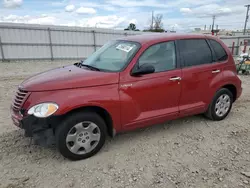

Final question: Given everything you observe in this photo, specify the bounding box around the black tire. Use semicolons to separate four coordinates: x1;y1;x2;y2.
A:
55;112;107;160
205;88;233;121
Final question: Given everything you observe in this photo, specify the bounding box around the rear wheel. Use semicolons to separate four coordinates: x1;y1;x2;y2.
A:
56;112;107;160
205;88;233;121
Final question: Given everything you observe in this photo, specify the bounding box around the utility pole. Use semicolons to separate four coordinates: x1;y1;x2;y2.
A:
211;15;216;35
243;5;250;35
151;11;154;30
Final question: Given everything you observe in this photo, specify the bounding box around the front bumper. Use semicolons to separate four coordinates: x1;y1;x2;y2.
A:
10;107;23;127
10;106;62;146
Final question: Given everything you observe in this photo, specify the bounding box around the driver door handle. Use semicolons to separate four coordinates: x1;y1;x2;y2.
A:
169;76;182;81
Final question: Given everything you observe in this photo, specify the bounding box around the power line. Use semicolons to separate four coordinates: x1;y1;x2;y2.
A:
243;4;250;35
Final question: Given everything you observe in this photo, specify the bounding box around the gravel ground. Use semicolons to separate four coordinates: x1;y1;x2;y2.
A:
0;60;250;188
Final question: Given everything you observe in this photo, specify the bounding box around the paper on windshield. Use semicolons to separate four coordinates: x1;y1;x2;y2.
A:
116;44;134;53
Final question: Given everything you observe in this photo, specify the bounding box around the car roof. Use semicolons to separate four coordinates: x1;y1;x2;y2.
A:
120;33;217;45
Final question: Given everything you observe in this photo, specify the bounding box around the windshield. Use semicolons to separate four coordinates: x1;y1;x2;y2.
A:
82;40;140;72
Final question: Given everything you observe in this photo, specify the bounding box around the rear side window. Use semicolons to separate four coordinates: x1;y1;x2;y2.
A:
209;39;228;61
178;39;213;67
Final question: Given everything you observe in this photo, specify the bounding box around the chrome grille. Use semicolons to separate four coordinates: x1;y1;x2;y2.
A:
12;89;28;111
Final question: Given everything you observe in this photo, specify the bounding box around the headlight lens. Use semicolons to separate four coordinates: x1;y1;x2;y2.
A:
28;103;59;118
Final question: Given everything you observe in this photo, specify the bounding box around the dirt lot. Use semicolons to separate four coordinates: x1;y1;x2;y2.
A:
0;60;250;188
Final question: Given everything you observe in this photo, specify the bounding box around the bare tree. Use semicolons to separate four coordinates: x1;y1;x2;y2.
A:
144;13;164;32
154;14;164;31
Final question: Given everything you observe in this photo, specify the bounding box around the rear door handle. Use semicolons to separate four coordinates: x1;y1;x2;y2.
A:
212;70;220;73
169;76;181;81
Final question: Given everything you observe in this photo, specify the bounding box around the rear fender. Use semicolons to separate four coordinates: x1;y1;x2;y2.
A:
207;70;239;106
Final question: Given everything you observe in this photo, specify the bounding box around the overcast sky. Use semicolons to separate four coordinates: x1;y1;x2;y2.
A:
0;0;249;31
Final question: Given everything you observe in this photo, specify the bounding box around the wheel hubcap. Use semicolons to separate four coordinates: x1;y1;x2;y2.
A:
215;94;231;117
66;121;101;155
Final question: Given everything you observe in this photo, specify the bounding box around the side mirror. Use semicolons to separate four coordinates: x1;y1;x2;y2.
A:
131;64;155;76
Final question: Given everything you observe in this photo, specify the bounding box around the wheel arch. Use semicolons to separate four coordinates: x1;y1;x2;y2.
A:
64;106;114;137
221;84;237;102
206;83;237;111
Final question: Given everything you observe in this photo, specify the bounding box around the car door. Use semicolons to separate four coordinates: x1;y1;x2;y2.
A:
177;38;224;116
119;41;182;130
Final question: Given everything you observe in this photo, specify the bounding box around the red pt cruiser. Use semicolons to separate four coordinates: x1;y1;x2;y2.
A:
11;34;242;160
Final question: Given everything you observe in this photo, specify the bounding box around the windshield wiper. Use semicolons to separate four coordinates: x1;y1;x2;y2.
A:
74;62;81;67
74;61;100;71
80;64;100;71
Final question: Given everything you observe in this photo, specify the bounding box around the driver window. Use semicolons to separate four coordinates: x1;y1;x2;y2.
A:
138;41;176;72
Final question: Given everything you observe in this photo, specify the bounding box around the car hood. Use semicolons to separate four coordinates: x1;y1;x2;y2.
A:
20;65;119;91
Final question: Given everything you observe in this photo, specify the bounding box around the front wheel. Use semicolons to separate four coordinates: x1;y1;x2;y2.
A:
55;112;107;160
205;88;233;121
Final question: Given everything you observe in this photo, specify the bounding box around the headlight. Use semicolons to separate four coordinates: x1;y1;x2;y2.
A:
28;103;59;118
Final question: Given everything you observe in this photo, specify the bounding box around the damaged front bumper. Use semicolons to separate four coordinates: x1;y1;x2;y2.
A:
11;107;62;146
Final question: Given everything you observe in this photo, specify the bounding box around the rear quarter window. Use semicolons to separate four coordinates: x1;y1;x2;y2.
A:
209;39;228;61
178;39;213;67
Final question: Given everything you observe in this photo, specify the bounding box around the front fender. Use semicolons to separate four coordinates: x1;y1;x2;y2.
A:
23;84;121;131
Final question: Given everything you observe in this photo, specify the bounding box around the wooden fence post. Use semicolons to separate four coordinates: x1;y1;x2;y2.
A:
48;28;54;60
0;36;5;61
92;30;96;51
